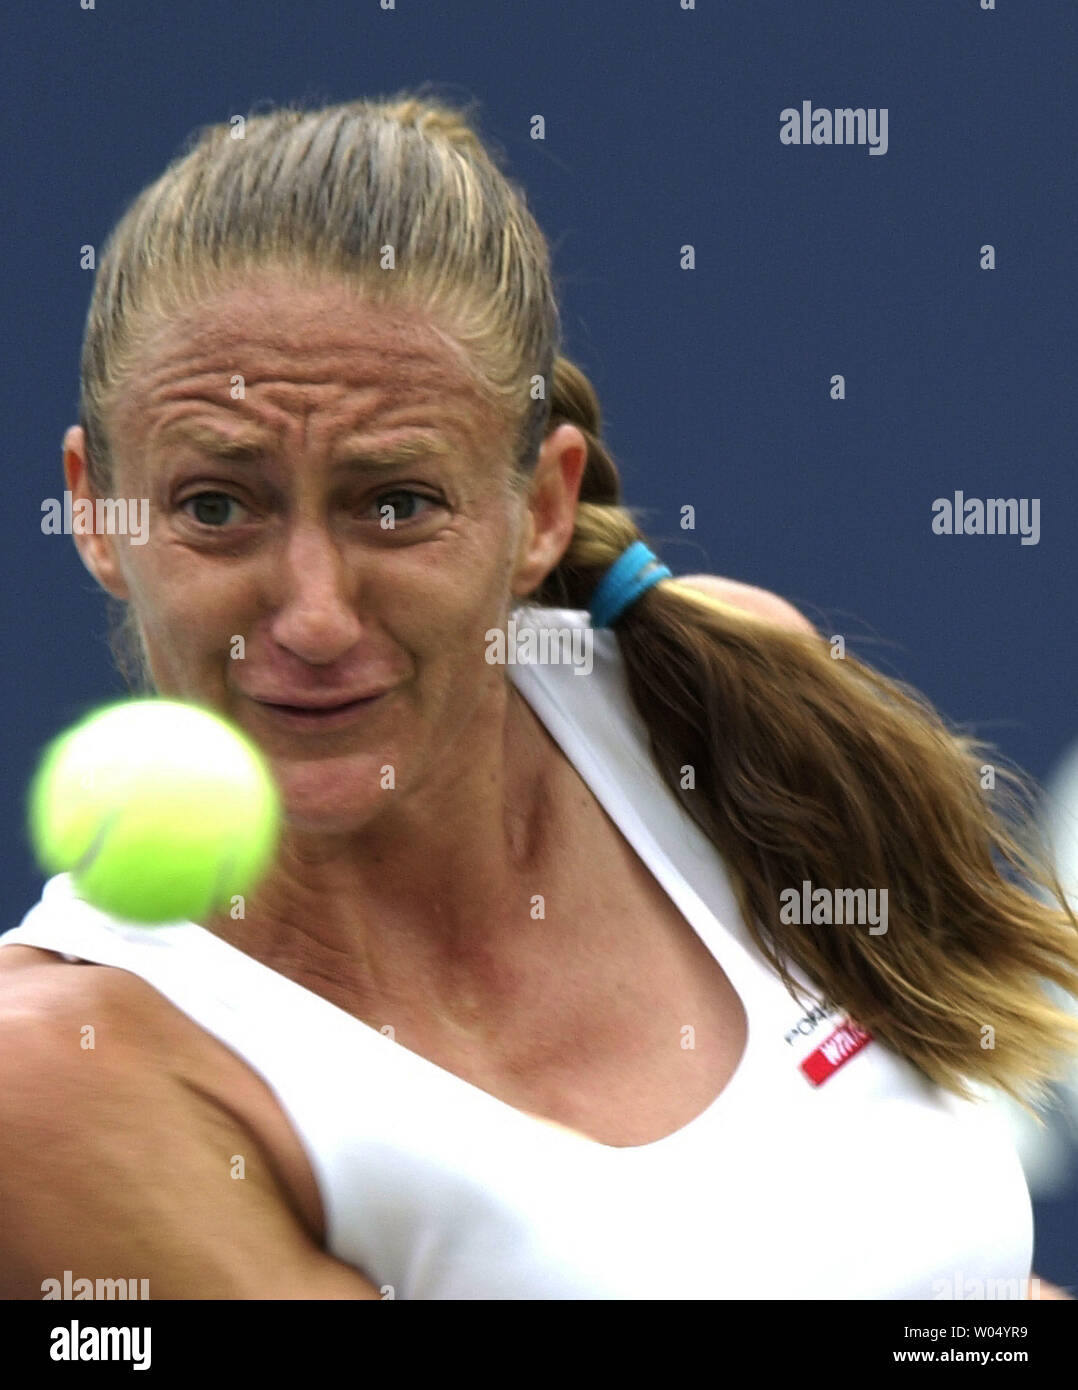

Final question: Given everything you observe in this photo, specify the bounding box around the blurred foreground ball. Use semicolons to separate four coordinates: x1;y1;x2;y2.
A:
27;698;281;924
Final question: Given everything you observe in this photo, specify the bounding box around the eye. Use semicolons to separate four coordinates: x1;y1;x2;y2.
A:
371;489;440;524
180;492;248;527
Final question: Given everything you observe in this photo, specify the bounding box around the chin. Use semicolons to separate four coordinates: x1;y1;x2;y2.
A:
269;753;392;831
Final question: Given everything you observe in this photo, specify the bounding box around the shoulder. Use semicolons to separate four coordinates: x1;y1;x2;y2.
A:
0;948;177;1210
676;574;816;635
0;943;177;1069
0;949;360;1297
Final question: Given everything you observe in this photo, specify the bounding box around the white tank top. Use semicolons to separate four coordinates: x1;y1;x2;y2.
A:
2;606;1033;1299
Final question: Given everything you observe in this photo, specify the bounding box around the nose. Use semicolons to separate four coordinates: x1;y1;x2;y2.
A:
268;521;365;664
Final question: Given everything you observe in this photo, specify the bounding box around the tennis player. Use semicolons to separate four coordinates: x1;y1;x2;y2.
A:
2;94;1075;1300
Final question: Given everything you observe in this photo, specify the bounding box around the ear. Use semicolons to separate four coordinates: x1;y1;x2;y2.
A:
62;425;131;600
509;423;588;599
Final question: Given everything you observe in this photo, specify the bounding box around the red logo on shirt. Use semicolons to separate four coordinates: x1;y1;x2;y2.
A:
799;1019;872;1085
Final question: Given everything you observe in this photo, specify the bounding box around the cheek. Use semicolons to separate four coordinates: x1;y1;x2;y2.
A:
373;521;516;627
126;552;247;656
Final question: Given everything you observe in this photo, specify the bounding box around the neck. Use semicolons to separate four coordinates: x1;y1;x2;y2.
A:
204;681;568;1031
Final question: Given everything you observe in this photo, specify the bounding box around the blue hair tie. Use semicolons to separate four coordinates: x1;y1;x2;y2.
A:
589;541;672;628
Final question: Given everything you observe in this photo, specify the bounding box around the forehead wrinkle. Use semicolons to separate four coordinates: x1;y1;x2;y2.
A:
137;348;476;398
112;289;513;476
131;355;487;441
125;276;486;396
127;359;488;450
149;417;460;465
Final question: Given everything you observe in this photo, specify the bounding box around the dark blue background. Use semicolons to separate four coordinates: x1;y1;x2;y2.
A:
3;0;1076;1290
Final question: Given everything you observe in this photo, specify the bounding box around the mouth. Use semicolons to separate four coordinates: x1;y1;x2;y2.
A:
249;693;388;730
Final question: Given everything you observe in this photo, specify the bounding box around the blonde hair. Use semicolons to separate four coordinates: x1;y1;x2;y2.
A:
78;91;1078;1115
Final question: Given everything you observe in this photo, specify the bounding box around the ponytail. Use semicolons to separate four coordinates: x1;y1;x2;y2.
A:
536;355;1078;1116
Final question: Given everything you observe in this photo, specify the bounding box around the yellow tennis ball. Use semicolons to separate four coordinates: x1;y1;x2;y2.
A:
27;698;282;924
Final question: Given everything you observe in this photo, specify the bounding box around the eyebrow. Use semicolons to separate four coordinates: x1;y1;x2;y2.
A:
156;423;453;471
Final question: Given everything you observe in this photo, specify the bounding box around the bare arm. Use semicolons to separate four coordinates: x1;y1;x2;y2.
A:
1029;1276;1073;1299
0;983;382;1300
677;573;818;635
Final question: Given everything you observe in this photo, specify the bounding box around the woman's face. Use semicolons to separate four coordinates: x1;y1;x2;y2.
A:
78;269;577;832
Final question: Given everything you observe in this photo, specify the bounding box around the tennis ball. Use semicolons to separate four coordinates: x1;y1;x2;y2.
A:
27;698;282;924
